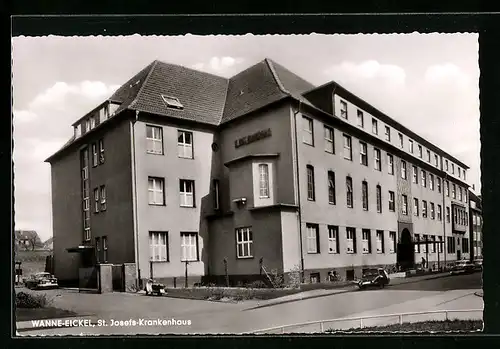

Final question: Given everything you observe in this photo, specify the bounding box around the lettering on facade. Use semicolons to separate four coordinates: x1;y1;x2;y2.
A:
234;128;272;148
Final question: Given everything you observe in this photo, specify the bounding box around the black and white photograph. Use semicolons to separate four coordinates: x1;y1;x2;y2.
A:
12;32;483;335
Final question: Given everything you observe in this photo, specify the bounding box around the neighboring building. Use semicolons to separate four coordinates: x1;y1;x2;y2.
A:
469;188;482;260
15;230;42;251
43;237;54;251
46;58;470;287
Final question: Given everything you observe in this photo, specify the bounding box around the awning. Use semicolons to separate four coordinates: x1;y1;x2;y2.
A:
66;245;94;253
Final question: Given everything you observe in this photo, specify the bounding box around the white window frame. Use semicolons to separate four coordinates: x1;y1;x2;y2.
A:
258;164;270;198
437;178;441;193
357;110;364;127
148;177;165;206
178;130;194;159
92;143;98;167
409;139;414;153
328;171;336;205
340;100;348;119
431;202;435;219
430;174;435;190
100;185;107;211
414;234;420;253
398;133;404;148
423;201;428;218
324;125;334;153
412;165;418;184
421;170;427;187
414;198;419;216
360;141;368;166
362;181;369;211
346;228;355;254
374;148;381;171
438;204;442;220
102;236;108;262
303;116;314;145
385;126;391;141
372;118;378;135
307;165;315;201
376;185;382;213
180;179;195;207
99;104;109;123
75;124;82;138
346;177;353;208
306;224;319;254
387;154;394;175
362;229;371;254
328;226;339;254
99;139;105;164
418;145;423;158
149;231;168;262
343;134;352;160
402;195;408;215
401;160;407;179
389;232;396;253
376;231;384;253
90;115;96;130
427;150;431;162
435;154;439;167
94;188;99;213
146;125;163;155
236;227;253;259
438;236;443;253
180;232;198;262
389;191;395;211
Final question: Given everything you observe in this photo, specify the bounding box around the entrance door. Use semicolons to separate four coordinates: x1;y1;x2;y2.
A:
397;228;414;271
457;250;462;261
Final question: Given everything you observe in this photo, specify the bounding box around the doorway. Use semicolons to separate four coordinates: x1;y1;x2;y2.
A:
397;228;414;271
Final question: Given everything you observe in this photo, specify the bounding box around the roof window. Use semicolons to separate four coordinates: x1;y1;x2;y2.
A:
161;95;184;110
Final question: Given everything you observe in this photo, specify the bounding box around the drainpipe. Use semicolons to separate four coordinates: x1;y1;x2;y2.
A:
292;100;305;282
442;172;447;269
131;110;141;287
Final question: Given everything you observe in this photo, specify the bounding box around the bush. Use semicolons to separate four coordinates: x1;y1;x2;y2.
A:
286;265;302;289
16;291;52;309
246;280;268;289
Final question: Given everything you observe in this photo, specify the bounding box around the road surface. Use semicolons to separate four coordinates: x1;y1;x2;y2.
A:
17;272;482;335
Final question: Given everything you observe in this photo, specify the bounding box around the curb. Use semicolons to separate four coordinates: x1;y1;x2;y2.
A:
245;272;456;311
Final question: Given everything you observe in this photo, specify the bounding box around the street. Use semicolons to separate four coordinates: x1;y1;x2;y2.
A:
17;272;482;335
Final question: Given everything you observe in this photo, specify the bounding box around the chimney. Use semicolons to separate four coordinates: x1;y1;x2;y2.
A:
472;184;475;191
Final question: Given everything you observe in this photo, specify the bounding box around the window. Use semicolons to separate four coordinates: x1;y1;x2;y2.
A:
422;200;428;218
303;116;314;145
387;154;394;175
306;165;315;201
92;143;98;167
463;169;466;180
236;227;253;258
414;198;419;216
438;236;443;253
346;177;353;208
328;171;336;205
376;231;385;253
258;164;270;198
402;195;408;215
94;188;99;213
389;191;395;211
462;238;469;253
452;184;456;199
372;118;378;135
161;95;184;109
437;178;441;193
464;190;467;202
362;229;371;254
328;226;339;254
362;181;369;211
357;110;364;127
414;234;420;253
346;227;356;253
178;130;194;158
422;235;427;253
98;139;105;164
324;125;334;153
180;179;195;207
95;237;101;263
418;145;423;158
360;141;368;166
421;170;427;187
340;100;348;119
446;206;451;222
445;160;449;171
213;180;220;210
102;236;108;262
146;125;163;155
148;177;165;205
376;185;382;213
99;104;109;123
459;187;463;201
430;174;435;191
389;232;396;253
149;232;169;262
431;236;436;253
306;224;319;254
412;165;418;184
458;167;461;178
385;126;391;141
446;180;450;196
452;163;455;174
85;119;91;133
90;115;96;130
409;139;414;153
447;236;455;254
438;204;442;221
434;154;439;167
427;150;431;162
100;185;106;211
374;148;381;171
430;202;435;219
75;124;82;138
399;133;404;148
401;160;407;179
180;232;199;261
343;134;352;160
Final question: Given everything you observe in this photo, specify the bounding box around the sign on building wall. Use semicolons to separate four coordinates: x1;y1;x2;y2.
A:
235;128;272;148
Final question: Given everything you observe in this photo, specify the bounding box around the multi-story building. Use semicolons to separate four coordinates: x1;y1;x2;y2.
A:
46;58;470;287
469;189;482;260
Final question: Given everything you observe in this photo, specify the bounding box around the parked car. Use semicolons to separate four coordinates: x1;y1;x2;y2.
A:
473;259;483;271
356;268;390;290
24;272;58;290
450;260;475;275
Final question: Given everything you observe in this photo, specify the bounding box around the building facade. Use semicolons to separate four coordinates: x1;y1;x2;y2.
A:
46;59;471;287
469;189;482;260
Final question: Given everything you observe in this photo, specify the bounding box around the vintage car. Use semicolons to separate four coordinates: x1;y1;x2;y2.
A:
24;272;59;290
450;260;476;275
473;259;483;271
356;268;390;290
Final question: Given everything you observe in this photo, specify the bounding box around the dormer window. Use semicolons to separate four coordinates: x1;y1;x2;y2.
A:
85;119;91;133
161;95;184;109
90;115;96;130
108;102;119;116
99;105;109;123
75;124;82;138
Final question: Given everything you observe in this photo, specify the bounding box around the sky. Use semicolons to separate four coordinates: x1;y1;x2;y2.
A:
12;33;480;241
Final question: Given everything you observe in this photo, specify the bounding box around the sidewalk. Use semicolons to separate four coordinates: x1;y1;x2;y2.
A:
247;271;453;310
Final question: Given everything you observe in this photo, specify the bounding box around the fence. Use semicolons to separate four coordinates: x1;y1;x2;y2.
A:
250;309;483;334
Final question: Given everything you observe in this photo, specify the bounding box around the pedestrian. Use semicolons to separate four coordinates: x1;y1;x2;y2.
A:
421;257;426;269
